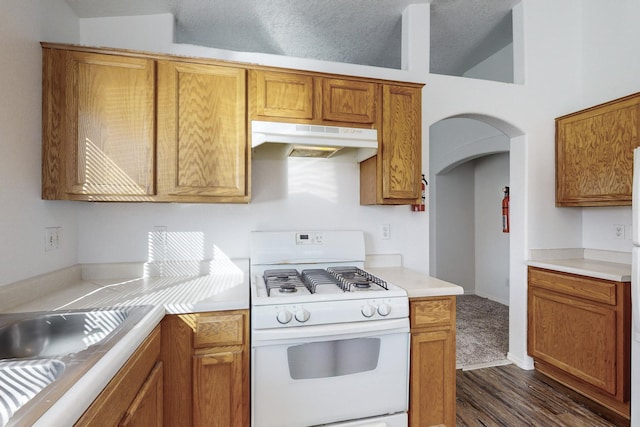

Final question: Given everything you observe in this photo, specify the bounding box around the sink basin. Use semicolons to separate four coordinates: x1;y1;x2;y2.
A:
0;359;65;427
0;306;157;427
0;309;129;359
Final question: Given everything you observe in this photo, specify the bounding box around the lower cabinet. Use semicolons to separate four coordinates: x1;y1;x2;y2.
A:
409;296;457;427
161;310;249;427
74;326;162;426
528;266;631;421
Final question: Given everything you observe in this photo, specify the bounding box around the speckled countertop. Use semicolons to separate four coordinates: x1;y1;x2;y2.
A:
365;267;464;298
527;249;631;282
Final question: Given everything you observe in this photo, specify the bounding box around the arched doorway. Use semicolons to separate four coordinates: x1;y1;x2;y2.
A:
428;114;527;368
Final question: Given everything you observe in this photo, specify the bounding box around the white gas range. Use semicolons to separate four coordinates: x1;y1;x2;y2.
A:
250;230;410;427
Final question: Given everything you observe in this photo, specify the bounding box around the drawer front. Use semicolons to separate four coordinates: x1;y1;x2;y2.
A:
194;313;245;349
410;297;455;330
528;267;617;305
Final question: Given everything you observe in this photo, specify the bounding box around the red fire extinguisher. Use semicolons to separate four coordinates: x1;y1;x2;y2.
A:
411;174;428;212
502;186;510;233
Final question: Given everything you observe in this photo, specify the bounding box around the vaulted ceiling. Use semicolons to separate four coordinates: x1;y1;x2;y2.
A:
65;0;520;76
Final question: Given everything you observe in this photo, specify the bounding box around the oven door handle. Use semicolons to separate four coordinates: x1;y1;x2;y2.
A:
252;318;409;346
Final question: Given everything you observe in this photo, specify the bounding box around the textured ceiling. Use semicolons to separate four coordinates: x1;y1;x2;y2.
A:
65;0;519;75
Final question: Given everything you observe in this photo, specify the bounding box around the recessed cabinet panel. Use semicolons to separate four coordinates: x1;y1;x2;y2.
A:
42;49;155;200
556;93;640;206
529;287;617;393
382;85;422;201
157;62;247;200
409;297;456;427
527;267;631;419
253;70;314;119
322;79;376;124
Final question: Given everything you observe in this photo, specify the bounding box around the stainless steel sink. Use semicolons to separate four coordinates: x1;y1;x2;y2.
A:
0;309;129;359
0;306;156;427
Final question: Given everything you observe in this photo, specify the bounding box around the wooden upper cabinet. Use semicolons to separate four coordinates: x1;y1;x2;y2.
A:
157;61;248;202
556;92;640;206
42;48;155;200
250;69;376;126
360;84;422;205
252;70;314;120
321;78;376;124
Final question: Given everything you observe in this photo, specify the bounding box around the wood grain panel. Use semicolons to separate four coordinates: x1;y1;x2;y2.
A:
528;287;617;393
75;327;161;426
410;330;456;427
42;48;155;200
409;297;456;426
556;92;640;206
253;70;314;119
157;61;248;201
194;313;244;348
161;315;195;426
192;350;244;427
120;361;163;427
321;78;376;123
381;84;422;201
528;267;616;305
410;297;455;329
528;268;631;419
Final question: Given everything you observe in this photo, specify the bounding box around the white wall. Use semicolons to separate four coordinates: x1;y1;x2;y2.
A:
463;43;514;83
579;0;640;254
474;153;510;305
0;0;80;287
433;162;476;293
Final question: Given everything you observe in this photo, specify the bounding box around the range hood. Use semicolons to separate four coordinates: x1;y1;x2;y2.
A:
251;120;378;162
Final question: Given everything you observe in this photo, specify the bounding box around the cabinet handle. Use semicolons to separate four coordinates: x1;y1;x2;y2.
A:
200;352;235;366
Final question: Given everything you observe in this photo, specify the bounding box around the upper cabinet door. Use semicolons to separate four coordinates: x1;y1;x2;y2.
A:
556;93;640;207
157;61;248;202
321;78;376;124
252;70;314;120
42;49;155;200
381;84;422;201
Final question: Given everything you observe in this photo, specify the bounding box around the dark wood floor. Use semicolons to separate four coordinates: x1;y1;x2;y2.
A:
456;364;622;426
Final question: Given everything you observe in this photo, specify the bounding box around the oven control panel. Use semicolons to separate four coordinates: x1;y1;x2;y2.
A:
252;297;409;329
295;232;324;245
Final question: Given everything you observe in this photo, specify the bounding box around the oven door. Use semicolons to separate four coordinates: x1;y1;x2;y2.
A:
251;318;410;427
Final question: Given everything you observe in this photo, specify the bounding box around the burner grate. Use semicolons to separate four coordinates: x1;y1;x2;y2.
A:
327;267;389;292
300;269;342;293
263;269;310;296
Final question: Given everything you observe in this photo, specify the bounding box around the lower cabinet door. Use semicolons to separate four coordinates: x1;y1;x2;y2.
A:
528;287;617;394
193;350;244;427
410;330;456;427
120;361;163;427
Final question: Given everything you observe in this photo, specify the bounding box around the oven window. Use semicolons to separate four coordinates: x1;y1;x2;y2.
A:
286;338;381;379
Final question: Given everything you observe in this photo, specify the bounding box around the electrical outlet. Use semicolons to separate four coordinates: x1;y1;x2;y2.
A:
613;224;624;240
380;224;391;240
45;227;61;251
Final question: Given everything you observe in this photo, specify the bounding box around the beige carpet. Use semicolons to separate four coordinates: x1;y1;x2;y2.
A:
456;294;509;369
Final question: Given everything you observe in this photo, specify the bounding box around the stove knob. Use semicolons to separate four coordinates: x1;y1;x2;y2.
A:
276;310;293;324
295;309;310;323
377;303;391;317
362;304;376;318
